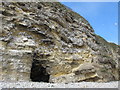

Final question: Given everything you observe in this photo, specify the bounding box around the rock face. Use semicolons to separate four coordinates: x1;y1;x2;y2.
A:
0;2;120;83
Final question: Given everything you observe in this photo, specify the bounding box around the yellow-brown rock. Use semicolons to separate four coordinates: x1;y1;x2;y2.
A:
0;2;119;83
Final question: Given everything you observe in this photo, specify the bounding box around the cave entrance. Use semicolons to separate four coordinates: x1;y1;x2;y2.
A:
30;59;50;82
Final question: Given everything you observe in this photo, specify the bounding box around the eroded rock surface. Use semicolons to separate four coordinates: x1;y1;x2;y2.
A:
0;2;120;83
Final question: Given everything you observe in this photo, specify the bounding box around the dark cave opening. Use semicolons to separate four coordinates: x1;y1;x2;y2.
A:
30;59;50;82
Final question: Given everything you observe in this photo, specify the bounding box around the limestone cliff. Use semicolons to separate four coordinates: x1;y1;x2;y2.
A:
0;2;119;83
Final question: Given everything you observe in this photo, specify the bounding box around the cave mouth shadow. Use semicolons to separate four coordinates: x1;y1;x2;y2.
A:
30;59;50;82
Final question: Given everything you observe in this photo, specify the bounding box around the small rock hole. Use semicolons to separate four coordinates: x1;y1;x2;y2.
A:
37;5;42;9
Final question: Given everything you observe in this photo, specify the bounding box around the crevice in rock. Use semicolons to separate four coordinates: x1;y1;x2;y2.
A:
30;59;50;82
79;76;101;82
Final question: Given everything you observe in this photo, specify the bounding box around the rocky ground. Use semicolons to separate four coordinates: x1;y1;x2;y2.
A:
0;81;118;89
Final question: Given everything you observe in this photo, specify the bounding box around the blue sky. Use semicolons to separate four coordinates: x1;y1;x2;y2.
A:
61;2;118;44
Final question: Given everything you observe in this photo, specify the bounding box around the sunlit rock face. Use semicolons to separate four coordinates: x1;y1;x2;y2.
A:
0;2;120;83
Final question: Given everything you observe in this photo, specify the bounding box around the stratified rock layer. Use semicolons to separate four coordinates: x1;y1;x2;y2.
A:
0;2;120;83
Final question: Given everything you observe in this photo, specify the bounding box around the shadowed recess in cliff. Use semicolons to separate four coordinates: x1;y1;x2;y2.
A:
30;59;50;82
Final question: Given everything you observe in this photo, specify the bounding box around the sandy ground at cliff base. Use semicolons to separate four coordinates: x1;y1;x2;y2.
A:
0;81;119;89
